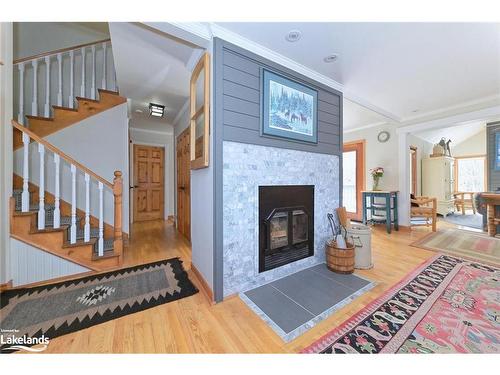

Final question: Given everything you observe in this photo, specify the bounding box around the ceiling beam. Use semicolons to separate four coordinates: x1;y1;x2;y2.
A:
397;105;500;134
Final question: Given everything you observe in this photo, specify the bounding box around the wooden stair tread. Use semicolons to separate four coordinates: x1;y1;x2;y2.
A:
30;225;69;234
92;250;118;261
25;114;54;122
63;238;97;248
75;96;100;103
98;88;120;95
52;105;79;112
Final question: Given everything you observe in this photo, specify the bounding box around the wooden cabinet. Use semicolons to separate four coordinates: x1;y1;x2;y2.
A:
422;156;455;217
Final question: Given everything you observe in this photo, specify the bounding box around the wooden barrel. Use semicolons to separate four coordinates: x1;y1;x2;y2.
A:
325;240;355;274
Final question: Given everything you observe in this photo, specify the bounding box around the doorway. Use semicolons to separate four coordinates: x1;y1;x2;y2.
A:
176;127;191;241
410;145;417;195
343;140;366;221
133;144;165;222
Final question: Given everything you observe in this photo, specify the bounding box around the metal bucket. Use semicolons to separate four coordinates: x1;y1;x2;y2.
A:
347;224;373;269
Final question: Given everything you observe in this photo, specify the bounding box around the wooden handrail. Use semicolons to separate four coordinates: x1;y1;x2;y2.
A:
13;38;111;65
12;120;113;189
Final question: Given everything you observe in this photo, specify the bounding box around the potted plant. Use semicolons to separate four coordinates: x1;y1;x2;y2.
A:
370;167;384;191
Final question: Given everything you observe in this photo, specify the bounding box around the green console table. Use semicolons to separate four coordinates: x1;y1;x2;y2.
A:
362;191;399;234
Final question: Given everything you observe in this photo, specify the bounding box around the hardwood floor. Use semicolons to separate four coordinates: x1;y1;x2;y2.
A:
41;219;446;353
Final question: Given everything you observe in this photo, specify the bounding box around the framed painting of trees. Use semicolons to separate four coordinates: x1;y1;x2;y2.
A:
261;69;318;143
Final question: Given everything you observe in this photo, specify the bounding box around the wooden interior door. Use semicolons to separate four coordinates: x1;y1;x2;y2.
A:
176;127;191;240
343;140;366;221
133;145;165;222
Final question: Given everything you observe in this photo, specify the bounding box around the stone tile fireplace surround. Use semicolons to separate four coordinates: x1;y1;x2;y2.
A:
223;141;340;297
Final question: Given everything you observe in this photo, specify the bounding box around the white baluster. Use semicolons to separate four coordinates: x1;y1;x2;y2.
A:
80;47;86;97
70;164;77;244
38;144;45;230
101;42;107;90
98;181;104;256
44;56;50;117
21;133;30;212
18;62;25;124
53;154;60;228
57;53;63;106
91;45;96;100
69;50;74;108
84;173;91;242
31;59;38;116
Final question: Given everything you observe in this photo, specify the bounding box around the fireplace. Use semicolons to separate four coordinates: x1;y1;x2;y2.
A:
259;185;314;272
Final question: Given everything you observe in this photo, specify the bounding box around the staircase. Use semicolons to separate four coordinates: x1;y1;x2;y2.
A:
13;39;126;149
9;38;126;274
13;89;126;150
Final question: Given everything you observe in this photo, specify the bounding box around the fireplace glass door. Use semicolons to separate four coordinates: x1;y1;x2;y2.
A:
270;212;288;250
259;185;314;272
292;210;308;244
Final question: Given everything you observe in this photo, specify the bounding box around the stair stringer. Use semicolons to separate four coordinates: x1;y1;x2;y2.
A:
10;198;120;272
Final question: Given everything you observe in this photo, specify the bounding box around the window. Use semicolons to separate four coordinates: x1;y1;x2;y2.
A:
455;156;486;192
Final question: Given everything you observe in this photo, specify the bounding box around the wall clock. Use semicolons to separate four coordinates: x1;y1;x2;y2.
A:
377;130;390;143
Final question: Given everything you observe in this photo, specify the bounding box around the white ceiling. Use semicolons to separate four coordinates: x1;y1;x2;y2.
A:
216;22;500;124
343;98;389;130
109;22;204;124
129;112;174;133
413;121;485;146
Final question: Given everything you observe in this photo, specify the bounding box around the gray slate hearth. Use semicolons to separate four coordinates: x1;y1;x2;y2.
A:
223;141;340;297
240;263;375;342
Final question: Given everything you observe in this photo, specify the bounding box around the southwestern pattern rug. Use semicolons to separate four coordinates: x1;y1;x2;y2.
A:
411;228;500;266
0;258;198;352
302;255;500;353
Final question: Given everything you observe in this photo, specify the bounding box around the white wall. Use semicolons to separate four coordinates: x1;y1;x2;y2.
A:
169;50;214;293
344;125;399;191
452;128;486;157
13;103;130;233
9;238;89;286
14;22;109;60
0;22;13;284
129;123;175;220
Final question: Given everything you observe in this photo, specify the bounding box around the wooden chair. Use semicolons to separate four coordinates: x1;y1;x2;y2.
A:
453;192;476;215
410;196;437;232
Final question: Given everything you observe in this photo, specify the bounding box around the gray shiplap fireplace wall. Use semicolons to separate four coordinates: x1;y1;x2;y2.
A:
213;38;343;301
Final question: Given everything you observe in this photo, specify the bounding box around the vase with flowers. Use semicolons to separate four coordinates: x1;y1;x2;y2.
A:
370;167;384;191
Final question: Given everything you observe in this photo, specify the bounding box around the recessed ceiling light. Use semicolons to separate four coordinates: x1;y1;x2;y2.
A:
286;30;302;42
324;54;339;63
149;103;165;118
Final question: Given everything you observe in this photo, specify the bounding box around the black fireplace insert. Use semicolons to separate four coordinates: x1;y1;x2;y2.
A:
259;185;314;272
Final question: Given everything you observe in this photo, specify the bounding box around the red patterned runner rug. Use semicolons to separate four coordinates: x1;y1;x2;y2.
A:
302;254;500;353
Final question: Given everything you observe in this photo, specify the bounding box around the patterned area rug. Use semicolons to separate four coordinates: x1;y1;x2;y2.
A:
0;258;198;352
411;228;500;266
302;255;500;353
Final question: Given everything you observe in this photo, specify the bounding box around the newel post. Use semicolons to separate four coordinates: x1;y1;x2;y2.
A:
113;170;124;257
